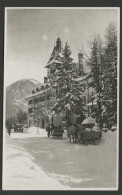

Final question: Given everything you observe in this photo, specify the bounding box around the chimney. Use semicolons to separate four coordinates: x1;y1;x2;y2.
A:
78;52;83;75
44;77;48;83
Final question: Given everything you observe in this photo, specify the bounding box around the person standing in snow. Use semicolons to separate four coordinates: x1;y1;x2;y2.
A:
8;124;11;136
46;124;51;138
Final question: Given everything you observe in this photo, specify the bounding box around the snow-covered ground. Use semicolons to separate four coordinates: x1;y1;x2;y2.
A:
3;143;69;190
3;128;118;190
10;127;47;138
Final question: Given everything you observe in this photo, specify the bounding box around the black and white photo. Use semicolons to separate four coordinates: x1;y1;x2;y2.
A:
3;7;120;190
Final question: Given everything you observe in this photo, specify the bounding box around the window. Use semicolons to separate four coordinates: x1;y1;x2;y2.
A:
34;98;40;103
29;99;33;104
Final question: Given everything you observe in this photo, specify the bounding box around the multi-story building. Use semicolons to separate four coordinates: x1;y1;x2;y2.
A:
26;37;64;127
26;36;94;128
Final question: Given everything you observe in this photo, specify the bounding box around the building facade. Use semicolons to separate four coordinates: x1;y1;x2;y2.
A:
26;37;94;128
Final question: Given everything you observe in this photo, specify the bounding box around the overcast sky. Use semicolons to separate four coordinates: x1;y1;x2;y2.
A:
5;8;119;87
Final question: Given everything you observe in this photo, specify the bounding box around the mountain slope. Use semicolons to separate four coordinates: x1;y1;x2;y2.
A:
6;79;42;119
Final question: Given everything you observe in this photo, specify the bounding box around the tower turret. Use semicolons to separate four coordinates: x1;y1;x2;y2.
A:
55;37;62;52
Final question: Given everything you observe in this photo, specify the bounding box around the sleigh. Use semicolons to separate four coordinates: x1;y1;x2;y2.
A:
79;129;102;144
51;125;64;139
79;117;102;144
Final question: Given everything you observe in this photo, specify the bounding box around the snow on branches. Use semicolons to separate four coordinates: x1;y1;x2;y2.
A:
53;42;85;116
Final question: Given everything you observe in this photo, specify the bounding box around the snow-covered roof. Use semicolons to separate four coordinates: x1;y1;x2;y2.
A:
48;47;59;63
45;41;64;68
45;44;63;68
25;89;49;99
45;57;63;68
25;84;52;100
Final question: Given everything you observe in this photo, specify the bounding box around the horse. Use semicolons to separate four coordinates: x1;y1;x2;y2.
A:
77;124;86;143
67;125;78;143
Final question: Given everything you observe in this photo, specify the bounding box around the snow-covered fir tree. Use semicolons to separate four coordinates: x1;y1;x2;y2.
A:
53;42;85;124
102;23;117;125
87;24;117;127
78;23;117;128
87;36;105;126
88;38;102;92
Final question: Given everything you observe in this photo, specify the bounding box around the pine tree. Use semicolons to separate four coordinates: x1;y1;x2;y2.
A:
79;25;117;127
53;42;85;124
88;36;104;126
103;23;117;125
88;36;104;93
16;110;27;124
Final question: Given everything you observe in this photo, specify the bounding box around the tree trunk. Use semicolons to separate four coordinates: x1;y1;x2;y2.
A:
98;100;102;128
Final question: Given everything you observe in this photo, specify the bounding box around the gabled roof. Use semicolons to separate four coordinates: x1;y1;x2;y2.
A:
45;37;63;68
47;46;59;64
45;48;63;68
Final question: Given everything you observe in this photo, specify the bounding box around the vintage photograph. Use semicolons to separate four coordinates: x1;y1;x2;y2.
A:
3;7;119;190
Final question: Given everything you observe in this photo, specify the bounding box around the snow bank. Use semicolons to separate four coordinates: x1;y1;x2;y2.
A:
25;127;47;137
48;172;93;184
3;145;70;190
10;127;47;138
24;127;45;134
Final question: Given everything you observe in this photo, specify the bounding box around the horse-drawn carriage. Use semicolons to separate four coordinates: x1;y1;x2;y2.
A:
67;117;102;144
51;125;64;139
46;124;64;139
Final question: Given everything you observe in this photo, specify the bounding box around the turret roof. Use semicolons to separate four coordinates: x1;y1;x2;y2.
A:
45;37;63;68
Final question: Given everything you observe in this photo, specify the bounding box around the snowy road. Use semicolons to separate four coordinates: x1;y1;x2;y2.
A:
3;142;69;190
3;128;118;190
